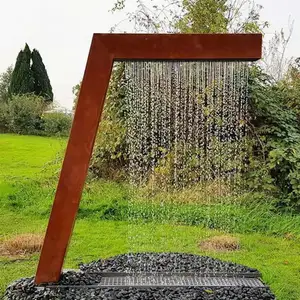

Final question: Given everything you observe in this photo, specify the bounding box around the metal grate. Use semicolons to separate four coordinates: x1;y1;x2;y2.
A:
99;274;265;288
36;273;266;290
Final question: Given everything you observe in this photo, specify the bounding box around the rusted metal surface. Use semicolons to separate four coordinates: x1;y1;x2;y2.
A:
98;34;262;61
35;37;114;284
35;33;262;284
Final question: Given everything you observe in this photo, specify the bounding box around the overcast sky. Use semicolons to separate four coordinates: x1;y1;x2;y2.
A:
0;0;299;109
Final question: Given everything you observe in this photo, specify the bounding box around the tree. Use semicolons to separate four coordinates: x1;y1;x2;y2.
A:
9;49;24;95
278;57;300;116
72;81;81;110
8;44;53;101
263;20;294;81
175;0;228;33
111;0;268;34
31;49;53;101
9;44;34;96
175;0;268;33
0;66;13;102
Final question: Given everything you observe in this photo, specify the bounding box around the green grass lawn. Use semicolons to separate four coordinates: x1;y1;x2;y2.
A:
0;134;65;179
1;133;300;299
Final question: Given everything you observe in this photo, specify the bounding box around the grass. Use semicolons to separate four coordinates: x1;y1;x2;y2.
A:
0;234;43;256
1;133;300;299
4;178;300;237
0;134;65;179
1;212;300;299
199;235;240;252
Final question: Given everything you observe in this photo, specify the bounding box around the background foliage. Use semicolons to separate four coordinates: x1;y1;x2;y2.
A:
86;0;300;212
0;44;68;136
90;63;128;180
31;49;53;101
0;94;71;136
247;63;300;211
0;66;13;103
1;0;300;212
42;112;72;137
9;44;53;101
9;44;34;97
0;94;45;135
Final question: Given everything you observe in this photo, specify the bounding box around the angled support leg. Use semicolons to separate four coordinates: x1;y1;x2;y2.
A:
35;36;113;284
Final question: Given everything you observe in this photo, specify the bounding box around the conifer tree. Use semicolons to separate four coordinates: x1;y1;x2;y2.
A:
31;49;53;101
9;44;34;95
9;50;24;95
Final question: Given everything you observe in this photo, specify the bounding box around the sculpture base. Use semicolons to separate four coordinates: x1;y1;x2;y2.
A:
5;253;276;300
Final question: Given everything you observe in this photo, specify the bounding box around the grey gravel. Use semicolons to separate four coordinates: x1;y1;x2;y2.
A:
80;253;260;275
5;253;276;300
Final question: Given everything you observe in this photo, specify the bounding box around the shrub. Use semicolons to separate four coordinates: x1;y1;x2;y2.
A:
248;66;300;212
5;94;45;135
42;112;72;137
90;63;128;179
0;94;71;136
0;102;10;133
90;62;300;212
90;118;127;180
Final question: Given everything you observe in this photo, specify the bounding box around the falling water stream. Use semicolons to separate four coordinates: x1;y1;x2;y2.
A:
123;60;250;275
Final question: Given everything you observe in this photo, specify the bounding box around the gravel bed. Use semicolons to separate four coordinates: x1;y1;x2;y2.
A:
5;253;276;300
80;252;260;274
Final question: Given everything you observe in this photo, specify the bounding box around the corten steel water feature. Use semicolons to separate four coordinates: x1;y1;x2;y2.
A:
35;33;262;284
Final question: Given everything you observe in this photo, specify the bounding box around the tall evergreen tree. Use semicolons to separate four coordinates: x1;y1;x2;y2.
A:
31;49;53;101
9;49;24;96
9;44;34;96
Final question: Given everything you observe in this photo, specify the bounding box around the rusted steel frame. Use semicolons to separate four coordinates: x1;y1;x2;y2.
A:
101;33;262;61
35;33;262;284
35;36;114;284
